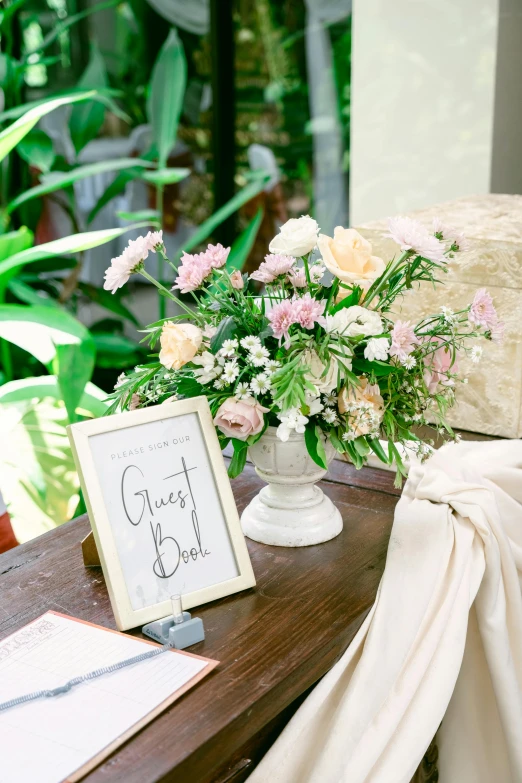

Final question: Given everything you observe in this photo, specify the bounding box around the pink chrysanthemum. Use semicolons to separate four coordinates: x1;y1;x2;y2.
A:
251;253;296;283
268;300;298;345
205;243;230;269
287;267;307;288
173;252;207;293
432;219;469;252
469;288;498;329
103;235;151;294
387;216;446;263
293;293;326;330
145;230;164;251
389;320;418;363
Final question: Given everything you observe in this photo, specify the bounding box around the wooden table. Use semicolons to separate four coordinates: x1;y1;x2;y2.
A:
0;461;400;783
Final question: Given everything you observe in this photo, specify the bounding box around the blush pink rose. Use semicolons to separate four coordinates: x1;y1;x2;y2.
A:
424;338;458;393
213;397;269;441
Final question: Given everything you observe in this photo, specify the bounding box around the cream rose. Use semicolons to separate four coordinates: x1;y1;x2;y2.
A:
318;227;385;285
269;215;319;257
325;305;383;338
301;349;340;394
213;397;268;441
159;321;202;370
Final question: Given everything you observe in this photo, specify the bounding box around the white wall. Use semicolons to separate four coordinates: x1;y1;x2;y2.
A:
350;0;501;225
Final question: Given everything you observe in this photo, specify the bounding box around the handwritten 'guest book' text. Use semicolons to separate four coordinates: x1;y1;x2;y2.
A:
68;397;255;630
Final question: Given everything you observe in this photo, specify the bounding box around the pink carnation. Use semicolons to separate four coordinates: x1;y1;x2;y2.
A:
469;288;498;329
251;253;296;284
389;320;418;363
293;293;326;330
269;299;298;346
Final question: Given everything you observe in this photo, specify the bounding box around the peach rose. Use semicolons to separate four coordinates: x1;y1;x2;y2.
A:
338;377;384;436
318;227;385;286
159;321;202;370
213;397;269;441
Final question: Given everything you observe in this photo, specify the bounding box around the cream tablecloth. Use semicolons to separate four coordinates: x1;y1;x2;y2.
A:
247;439;522;782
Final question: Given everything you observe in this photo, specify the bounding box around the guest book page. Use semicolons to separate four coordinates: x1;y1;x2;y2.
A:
88;411;240;611
0;612;217;783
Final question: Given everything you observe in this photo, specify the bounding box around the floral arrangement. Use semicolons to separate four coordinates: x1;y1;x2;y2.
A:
105;215;503;483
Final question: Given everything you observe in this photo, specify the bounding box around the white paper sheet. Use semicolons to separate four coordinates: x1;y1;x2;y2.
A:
0;612;214;783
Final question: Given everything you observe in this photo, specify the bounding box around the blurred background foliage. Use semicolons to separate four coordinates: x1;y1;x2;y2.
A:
0;0;352;542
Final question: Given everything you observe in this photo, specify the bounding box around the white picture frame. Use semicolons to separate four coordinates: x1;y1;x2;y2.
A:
67;397;256;631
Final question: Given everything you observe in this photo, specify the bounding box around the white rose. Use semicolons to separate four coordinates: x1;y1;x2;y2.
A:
301;349;340;394
269;215;319;257
325;306;383;338
364;337;390;362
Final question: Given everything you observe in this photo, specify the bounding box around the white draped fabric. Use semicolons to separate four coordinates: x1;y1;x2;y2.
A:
247;439;522;783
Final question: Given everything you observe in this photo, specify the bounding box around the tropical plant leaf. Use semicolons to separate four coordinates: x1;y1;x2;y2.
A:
7;278;59;307
92;332;143;368
77;282;138;325
140;168;190;186
0;91;95;163
0;304;95;422
0;224;147;284
117;208;160;223
0;227;33;290
0;397;80;542
226;207;263;272
180;177;270;261
69;44;108;155
147;28;187;168
16;128;55;173
7;157;154;213
0;376;108;417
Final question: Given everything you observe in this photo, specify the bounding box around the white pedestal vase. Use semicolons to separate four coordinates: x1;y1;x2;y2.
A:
241;427;343;547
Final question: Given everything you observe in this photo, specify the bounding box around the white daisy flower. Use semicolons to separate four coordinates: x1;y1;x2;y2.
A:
249;345;270;367
402;356;416;370
235;381;252;400
221;338;238;357
470;346;483;363
241;335;261;351
440;306;456;324
250;373;271;395
322;391;337;407
322;408;338;424
222;361;240;384
265;359;281;374
342;431;356;442
213;378;227;390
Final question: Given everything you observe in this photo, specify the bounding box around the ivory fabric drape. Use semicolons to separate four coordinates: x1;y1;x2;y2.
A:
246;439;522;783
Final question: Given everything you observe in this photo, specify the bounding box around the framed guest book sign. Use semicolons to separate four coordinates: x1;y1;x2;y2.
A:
67;397;255;631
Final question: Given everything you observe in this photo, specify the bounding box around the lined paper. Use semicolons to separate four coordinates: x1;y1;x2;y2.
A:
0;612;216;783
